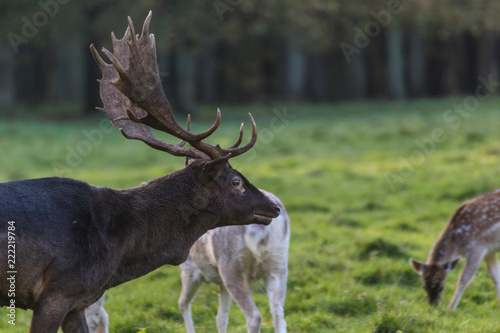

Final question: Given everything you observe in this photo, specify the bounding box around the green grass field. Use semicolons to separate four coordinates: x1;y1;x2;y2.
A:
2;98;500;332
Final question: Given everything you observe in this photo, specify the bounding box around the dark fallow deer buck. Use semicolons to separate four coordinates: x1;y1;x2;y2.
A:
0;12;279;333
410;188;500;309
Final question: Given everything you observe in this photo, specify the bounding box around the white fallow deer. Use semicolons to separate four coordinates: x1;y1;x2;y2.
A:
178;190;290;333
84;295;108;333
410;188;500;309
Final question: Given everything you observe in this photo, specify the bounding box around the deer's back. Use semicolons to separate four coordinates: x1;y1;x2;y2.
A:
444;189;500;253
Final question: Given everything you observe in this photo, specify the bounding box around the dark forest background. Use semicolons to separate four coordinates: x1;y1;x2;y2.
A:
1;0;500;115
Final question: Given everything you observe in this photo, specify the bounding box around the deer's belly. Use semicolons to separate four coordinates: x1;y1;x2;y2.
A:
197;261;223;284
477;222;500;253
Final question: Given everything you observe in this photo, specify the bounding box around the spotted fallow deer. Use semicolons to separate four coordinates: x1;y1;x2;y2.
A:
410;188;500;309
0;12;279;333
179;190;289;333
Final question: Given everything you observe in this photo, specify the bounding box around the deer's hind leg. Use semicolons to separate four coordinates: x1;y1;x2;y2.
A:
178;263;203;333
265;270;287;333
485;252;500;305
220;264;262;333
216;285;232;333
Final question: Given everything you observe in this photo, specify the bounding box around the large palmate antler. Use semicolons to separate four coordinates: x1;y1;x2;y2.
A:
90;11;257;160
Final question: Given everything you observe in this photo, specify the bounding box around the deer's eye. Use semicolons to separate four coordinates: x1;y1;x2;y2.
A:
232;179;241;187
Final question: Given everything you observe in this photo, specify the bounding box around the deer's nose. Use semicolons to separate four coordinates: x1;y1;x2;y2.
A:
273;204;281;214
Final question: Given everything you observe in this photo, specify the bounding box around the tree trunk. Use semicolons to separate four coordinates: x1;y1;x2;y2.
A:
344;48;368;100
174;47;197;114
280;35;306;102
442;37;463;95
478;31;498;90
83;48;101;115
49;32;85;106
386;27;406;99
408;32;426;97
15;45;44;104
307;52;330;101
158;48;174;108
198;44;217;104
0;48;16;106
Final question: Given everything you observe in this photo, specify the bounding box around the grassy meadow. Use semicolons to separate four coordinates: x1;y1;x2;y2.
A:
3;98;500;332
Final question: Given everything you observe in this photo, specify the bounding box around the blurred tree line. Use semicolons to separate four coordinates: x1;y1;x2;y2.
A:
1;0;500;115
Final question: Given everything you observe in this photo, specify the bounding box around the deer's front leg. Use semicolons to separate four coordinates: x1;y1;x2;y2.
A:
484;252;500;304
30;295;79;333
265;270;287;333
448;251;485;310
62;310;89;333
220;264;262;333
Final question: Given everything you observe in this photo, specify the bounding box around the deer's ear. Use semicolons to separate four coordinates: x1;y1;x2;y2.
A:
446;257;461;272
410;258;425;273
201;156;229;184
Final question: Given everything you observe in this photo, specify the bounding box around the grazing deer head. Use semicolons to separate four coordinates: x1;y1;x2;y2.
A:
410;258;461;306
0;12;279;333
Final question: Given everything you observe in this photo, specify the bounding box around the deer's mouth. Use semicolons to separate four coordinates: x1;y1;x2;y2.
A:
253;213;274;225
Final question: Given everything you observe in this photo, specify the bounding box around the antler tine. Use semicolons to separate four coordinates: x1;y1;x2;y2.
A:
127;14;137;41
102;48;127;80
177;115;191;149
168;112;257;160
209;113;258;158
141;10;152;37
145;114;210;158
228;122;244;149
224;113;258;157
90;44;106;69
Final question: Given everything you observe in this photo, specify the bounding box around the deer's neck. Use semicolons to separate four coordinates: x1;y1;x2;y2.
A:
427;229;458;264
103;171;219;288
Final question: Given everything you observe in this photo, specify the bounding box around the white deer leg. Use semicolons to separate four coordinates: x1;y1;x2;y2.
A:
216;285;232;333
448;251;485;310
95;305;109;333
178;266;203;333
484;252;500;304
85;295;109;333
220;266;262;333
265;270;287;333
